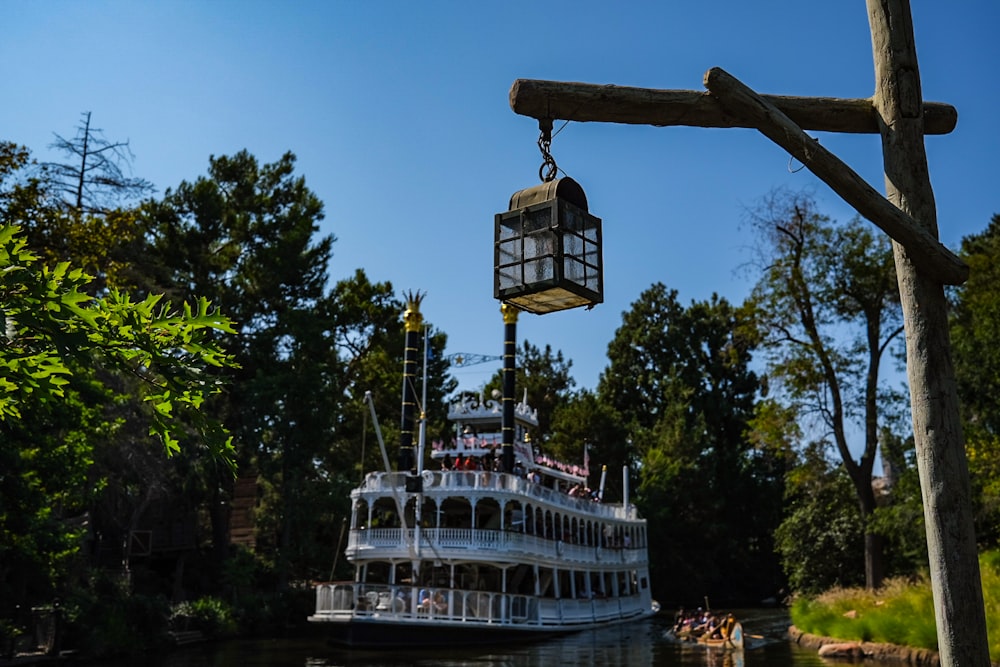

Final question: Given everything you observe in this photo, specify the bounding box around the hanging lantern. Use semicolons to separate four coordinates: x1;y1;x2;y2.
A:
494;176;603;314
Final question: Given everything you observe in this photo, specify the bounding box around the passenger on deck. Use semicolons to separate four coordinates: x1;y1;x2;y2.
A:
441;454;453;470
432;591;448;614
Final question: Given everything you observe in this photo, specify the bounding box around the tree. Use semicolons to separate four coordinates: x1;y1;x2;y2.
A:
774;442;866;595
746;189;905;590
482;340;575;446
139;151;459;584
599;284;778;604
140;149;335;582
0;144;236;612
951;214;1000;546
40;111;153;214
548;389;630;499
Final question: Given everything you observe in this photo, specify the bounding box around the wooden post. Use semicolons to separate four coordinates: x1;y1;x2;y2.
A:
867;2;989;664
508;3;988;664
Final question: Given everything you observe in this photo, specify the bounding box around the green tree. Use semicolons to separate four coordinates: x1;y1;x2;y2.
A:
140;152;457;584
0;144;236;613
599;284;777;604
548;389;630;500
774;442;866;595
952;214;1000;546
483;340;575;446
140;149;334;582
746;190;905;590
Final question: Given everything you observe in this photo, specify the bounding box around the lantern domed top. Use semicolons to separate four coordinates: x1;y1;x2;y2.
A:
508;176;588;212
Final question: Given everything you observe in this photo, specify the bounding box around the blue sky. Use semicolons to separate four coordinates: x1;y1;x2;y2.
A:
4;1;998;396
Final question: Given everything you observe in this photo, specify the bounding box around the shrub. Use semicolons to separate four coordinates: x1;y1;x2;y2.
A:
171;597;236;639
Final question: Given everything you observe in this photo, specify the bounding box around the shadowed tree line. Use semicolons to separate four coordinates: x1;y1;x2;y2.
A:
3;116;1000;654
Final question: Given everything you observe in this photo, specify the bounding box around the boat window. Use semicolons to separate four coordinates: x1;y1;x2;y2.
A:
363;561;390;584
505;502;524;531
421;563;451;588
353;499;370;529
558;569;572;599
616;570;629;596
371;497;400;528
476;498;502;530
394;562;413;586
440;497;472;529
575;570;588;598
537;567;555;598
508;564;535;595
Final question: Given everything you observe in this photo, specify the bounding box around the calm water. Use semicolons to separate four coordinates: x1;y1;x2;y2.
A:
118;609;908;667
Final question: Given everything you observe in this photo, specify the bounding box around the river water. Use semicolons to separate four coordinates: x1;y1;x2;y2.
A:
128;609;910;667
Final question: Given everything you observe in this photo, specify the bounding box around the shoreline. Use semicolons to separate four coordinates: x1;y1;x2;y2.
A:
789;625;940;666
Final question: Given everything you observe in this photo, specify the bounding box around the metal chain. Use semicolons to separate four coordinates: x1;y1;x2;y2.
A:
537;118;558;182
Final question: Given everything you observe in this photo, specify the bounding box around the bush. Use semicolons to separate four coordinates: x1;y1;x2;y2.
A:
170;597;236;639
62;574;170;657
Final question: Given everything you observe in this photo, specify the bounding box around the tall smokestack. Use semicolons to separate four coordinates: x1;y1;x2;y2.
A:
399;291;424;472
501;303;518;473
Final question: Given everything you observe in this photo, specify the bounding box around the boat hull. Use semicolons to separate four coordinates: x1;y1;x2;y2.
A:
313;612;655;648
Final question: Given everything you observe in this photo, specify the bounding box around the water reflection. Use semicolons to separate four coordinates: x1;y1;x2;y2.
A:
137;609;906;667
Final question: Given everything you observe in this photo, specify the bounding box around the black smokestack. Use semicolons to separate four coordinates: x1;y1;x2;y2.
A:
501;303;518;473
399;291;424;472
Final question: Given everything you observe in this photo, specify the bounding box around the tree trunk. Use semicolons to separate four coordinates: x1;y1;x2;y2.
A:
867;1;989;664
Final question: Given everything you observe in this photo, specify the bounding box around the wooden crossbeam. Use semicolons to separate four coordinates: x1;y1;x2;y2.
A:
509;75;966;285
509;78;957;135
701;67;967;285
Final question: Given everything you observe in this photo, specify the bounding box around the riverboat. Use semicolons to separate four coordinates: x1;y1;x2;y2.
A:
308;297;658;647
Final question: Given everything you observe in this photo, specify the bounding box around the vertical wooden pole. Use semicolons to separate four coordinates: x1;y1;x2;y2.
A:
866;2;989;664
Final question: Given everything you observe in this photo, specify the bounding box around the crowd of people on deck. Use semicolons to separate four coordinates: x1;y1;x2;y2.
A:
438;450;602;502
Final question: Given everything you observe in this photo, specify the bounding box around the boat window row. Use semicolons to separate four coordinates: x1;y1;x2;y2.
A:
358;560;650;600
353;495;646;550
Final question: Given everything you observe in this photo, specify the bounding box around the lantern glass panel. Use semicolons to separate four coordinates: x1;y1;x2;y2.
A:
526;257;555;283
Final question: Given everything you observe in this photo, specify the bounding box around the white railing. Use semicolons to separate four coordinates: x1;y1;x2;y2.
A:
346;528;647;565
356;470;636;521
310;582;540;626
310;582;647;628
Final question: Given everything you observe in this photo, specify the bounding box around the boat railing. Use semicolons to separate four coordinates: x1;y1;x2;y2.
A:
358;470;635;520
346;527;646;564
311;582;541;626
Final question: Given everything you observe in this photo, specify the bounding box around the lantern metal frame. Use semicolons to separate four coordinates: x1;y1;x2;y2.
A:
494;176;603;314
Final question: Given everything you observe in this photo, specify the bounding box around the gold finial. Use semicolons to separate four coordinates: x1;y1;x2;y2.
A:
501;302;520;325
403;290;425;332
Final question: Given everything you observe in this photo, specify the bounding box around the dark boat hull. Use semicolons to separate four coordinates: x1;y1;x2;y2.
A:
321;617;574;648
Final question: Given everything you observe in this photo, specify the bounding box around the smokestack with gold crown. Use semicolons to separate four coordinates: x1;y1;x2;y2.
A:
501;303;518;472
399;291;424;472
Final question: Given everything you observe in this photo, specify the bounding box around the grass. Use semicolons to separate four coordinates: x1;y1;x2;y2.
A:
790;550;1000;662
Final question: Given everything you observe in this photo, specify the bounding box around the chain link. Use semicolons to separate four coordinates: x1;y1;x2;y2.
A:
537;118;558;182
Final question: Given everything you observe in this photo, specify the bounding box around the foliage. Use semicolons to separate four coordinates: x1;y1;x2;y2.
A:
775;447;866;594
598;284;780;604
548;389;631;499
170;596;237;639
483;339;575;446
791;551;1000;663
0;223;237;463
62;572;171;657
952;214;1000;546
745;189;905;589
790;577;937;649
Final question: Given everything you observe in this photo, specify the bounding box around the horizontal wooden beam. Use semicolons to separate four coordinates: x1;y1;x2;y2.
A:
509;78;957;135
702;67;967;285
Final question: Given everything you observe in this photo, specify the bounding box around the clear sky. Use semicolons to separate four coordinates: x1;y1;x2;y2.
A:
4;1;998;395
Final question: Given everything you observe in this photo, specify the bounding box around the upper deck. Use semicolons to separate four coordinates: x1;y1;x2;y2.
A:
356;470;640;523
